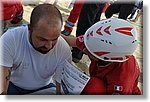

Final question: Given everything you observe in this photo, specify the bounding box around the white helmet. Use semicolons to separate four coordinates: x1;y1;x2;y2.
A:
84;18;138;62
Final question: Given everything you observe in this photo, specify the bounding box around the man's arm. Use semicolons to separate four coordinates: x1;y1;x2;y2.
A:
61;34;86;52
0;66;11;95
56;81;61;95
61;34;77;47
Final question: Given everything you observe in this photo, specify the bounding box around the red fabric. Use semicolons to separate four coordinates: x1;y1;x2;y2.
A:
63;0;83;32
2;5;16;20
81;77;107;95
67;0;83;23
1;0;23;22
63;26;73;33
64;0;83;32
102;2;110;13
76;38;141;95
89;56;141;95
76;35;85;51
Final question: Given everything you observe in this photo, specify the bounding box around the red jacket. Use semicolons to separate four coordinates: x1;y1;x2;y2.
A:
1;0;23;23
76;35;141;95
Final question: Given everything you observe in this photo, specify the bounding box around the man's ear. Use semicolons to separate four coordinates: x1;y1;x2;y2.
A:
28;24;33;34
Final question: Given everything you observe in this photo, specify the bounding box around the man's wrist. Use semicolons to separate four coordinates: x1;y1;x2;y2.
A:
0;91;7;95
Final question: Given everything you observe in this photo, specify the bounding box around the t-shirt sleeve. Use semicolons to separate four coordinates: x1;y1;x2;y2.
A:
55;37;72;83
0;30;15;67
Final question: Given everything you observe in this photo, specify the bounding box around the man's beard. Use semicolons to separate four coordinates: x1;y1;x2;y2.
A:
34;46;52;54
29;34;52;54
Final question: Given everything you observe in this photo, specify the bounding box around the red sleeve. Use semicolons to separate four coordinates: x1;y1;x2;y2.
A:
2;0;23;21
67;0;83;23
76;35;85;51
11;3;23;24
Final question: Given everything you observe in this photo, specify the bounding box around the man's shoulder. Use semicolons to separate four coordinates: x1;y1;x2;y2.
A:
3;24;28;39
58;36;70;47
1;24;28;47
56;36;72;54
9;24;27;33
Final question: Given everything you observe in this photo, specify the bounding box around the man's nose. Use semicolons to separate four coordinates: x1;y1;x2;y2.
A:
45;41;53;49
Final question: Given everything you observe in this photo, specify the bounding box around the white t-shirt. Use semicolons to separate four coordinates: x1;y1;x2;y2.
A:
0;25;72;90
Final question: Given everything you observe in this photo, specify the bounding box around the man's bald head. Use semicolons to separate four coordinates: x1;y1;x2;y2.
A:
30;4;63;28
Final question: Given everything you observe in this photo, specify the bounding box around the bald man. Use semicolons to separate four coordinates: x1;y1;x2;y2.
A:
0;4;72;95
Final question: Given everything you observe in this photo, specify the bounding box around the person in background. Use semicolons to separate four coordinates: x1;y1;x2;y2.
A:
62;18;141;95
102;0;114;13
70;1;106;63
1;0;23;33
0;4;71;95
128;0;143;22
61;0;84;36
105;0;136;20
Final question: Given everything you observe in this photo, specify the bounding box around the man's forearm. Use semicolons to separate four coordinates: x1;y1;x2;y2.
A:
0;67;10;94
61;34;77;47
56;81;61;95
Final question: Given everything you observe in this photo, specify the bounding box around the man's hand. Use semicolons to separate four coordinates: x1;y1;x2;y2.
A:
56;81;61;95
0;91;7;95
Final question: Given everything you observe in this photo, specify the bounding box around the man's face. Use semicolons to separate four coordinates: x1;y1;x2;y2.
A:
29;19;61;54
